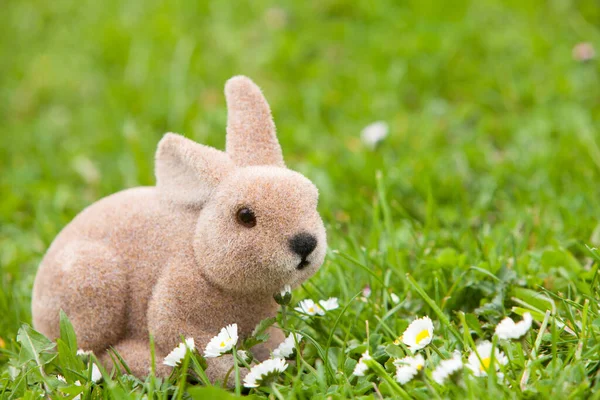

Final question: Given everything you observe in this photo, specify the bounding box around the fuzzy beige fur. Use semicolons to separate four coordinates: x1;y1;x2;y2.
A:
31;76;327;381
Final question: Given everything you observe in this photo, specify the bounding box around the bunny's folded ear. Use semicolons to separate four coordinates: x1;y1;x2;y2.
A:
155;133;233;206
225;76;285;168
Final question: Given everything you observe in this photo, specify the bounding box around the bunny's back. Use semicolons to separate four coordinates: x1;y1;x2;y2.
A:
32;186;197;341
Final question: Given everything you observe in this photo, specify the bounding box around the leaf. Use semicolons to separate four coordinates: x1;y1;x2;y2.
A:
251;317;276;337
16;324;56;367
59;310;78;353
243;333;269;350
464;313;484;338
511;287;556;314
541;247;582;273
343;357;357;377
59;384;86;397
384;344;404;359
327;347;341;371
189;353;210;386
56;339;84;382
107;346;133;375
188;385;252;399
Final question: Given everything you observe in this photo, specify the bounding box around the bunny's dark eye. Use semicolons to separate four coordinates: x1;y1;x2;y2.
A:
236;207;256;228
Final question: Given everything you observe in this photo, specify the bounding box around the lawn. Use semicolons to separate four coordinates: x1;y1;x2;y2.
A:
2;0;600;398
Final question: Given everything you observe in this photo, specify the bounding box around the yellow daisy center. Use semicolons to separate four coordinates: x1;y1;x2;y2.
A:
220;341;226;347
416;329;430;344
480;357;491;371
417;364;423;371
308;307;315;313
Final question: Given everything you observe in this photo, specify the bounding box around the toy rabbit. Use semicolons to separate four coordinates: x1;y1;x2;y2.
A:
31;76;327;380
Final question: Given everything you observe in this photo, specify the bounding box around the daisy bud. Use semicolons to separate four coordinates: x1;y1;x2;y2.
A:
236;350;252;364
573;42;595;62
274;285;292;305
362;285;372;298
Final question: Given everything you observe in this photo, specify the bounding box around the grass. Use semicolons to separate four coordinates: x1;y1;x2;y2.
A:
1;0;600;398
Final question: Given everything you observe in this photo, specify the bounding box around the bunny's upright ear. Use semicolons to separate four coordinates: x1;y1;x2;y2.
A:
155;133;233;207
225;76;285;168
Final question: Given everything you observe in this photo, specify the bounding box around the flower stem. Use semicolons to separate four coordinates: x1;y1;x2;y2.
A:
189;353;211;386
520;310;550;391
429;343;445;360
175;352;191;400
232;346;241;396
281;305;287;330
271;383;285;400
365;359;411;400
237;354;253;370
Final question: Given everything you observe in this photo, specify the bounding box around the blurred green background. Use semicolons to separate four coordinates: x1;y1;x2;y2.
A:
1;0;600;346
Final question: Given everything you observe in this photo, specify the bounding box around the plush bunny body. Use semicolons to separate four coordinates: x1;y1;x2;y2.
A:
31;77;327;380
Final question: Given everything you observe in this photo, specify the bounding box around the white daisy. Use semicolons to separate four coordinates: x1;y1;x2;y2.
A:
319;297;339;311
163;337;195;366
56;375;66;383
495;312;533;340
353;350;372;376
361;121;389;149
390;293;400;304
76;349;93;356
394;354;425;384
467;341;508;377
204;324;238;358
402;316;434;351
432;352;463;384
91;363;102;382
243;358;288;388
295;299;325;317
272;333;303;359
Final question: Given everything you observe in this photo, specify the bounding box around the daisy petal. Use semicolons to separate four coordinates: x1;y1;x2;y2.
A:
243;358;288;388
402;316;434;351
467;341;507;377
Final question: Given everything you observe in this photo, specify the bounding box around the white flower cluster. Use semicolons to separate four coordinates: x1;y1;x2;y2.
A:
158;296;342;389
352;312;533;385
242;296;341;387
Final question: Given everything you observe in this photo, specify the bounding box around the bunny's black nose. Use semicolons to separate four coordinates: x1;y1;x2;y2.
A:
289;232;317;259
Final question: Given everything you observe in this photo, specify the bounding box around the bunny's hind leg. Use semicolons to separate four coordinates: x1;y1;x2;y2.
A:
32;240;128;353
